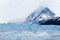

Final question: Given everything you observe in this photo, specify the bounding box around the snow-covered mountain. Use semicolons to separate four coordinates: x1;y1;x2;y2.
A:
24;7;55;24
39;17;60;25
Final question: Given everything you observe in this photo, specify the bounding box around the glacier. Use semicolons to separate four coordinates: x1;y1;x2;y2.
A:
0;23;60;40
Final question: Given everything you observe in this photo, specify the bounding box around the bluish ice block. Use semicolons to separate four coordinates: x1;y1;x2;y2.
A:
0;23;60;40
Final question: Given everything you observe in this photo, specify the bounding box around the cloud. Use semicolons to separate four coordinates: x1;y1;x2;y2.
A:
0;0;60;23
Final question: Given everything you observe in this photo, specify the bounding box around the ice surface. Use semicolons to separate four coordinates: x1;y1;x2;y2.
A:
0;23;60;40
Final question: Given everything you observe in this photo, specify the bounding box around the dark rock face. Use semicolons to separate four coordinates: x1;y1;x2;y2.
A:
38;17;60;25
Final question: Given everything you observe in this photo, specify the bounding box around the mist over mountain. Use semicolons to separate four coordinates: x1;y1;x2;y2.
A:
23;6;60;25
0;6;60;25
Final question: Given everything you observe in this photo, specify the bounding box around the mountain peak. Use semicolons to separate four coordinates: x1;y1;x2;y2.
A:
23;7;55;24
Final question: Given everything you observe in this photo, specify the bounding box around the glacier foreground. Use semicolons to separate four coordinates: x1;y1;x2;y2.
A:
0;23;60;40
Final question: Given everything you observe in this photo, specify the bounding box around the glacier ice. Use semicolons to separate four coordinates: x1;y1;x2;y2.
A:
0;24;60;40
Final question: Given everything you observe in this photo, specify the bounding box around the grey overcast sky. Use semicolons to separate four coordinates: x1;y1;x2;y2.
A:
0;0;60;23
